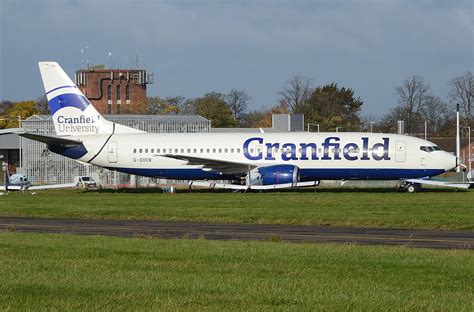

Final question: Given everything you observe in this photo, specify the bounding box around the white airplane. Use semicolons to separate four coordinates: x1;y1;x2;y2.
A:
19;62;469;192
0;167;76;193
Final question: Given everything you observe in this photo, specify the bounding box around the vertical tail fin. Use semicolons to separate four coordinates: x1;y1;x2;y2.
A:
38;62;143;136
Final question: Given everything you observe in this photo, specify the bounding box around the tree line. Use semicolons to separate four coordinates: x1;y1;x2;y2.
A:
1;71;472;137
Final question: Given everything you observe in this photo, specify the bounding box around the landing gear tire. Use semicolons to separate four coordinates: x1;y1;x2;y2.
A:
405;183;421;193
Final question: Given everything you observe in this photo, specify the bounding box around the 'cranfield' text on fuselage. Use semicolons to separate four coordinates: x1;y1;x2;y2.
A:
243;137;391;161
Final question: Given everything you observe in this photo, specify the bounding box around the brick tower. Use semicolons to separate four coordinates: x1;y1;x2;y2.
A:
75;66;153;114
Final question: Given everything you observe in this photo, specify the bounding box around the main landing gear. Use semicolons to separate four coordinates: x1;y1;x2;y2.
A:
400;181;422;193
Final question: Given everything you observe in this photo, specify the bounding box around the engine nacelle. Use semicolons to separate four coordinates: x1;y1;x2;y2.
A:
246;164;299;186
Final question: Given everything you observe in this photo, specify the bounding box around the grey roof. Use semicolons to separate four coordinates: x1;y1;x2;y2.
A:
0;128;22;134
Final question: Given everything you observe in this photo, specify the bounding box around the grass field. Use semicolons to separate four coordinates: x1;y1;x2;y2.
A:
0;232;472;311
0;188;473;230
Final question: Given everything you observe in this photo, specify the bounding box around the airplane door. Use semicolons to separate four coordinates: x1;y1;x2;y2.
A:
395;141;406;162
107;141;118;163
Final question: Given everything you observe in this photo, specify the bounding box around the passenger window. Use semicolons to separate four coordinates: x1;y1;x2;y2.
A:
145;148;148;153
157;148;160;153
181;148;184;153
200;148;204;153
213;148;216;153
224;148;228;153
237;148;241;153
218;148;222;153
133;148;137;153
206;148;210;153
151;148;154;153
139;148;143;153
230;148;234;153
193;148;197;153
187;148;191;153
175;148;178;153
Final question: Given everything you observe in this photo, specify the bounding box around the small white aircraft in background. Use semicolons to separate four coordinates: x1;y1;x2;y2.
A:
0;166;76;194
15;62;470;192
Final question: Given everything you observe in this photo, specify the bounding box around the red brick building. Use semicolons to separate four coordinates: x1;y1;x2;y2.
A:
75;67;153;114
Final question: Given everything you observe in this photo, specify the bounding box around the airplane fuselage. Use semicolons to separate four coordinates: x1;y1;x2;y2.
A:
60;131;456;181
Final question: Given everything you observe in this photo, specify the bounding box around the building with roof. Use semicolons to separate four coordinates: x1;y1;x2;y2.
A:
0;128;21;175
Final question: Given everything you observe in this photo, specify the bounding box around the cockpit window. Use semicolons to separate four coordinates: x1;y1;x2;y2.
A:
420;145;441;152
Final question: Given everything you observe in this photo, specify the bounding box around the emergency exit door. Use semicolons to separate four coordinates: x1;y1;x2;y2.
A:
395;141;406;162
107;141;118;163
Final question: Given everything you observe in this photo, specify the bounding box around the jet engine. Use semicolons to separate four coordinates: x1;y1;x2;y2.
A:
246;164;299;186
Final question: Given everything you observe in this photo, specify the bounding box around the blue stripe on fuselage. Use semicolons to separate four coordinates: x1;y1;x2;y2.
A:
299;168;444;180
109;167;233;180
106;167;445;180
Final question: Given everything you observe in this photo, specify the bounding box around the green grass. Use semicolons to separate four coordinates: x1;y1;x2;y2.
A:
1;189;473;230
0;232;472;311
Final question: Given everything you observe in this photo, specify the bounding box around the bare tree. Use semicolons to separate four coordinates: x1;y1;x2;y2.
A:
360;114;378;132
420;95;448;134
147;96;165;114
35;95;50;114
279;75;312;112
165;96;187;115
448;71;473;126
394;76;431;133
225;89;250;124
379;106;405;133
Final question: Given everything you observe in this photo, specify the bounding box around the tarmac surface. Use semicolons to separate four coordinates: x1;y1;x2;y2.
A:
0;216;473;249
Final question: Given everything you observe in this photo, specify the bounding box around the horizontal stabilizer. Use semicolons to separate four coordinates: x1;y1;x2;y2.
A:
20;132;83;146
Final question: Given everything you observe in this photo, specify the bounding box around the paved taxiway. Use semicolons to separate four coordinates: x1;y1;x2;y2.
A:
0;217;472;249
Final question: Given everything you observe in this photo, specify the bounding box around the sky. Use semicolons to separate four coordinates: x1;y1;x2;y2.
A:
0;0;472;117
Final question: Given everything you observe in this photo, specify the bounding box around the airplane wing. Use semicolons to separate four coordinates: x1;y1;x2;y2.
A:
20;133;83;147
162;154;257;176
0;183;78;191
28;183;78;190
405;178;471;189
189;180;320;190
